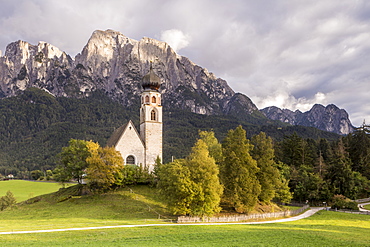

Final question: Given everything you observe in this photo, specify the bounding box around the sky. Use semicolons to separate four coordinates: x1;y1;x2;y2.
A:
0;0;369;127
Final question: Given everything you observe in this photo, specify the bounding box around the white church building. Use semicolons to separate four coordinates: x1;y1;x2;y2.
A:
107;65;163;171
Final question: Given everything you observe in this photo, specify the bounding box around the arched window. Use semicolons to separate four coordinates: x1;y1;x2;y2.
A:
158;96;161;105
145;95;149;104
152;96;156;103
151;109;156;121
126;155;135;165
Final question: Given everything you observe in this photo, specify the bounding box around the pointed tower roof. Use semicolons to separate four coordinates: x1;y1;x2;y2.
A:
142;63;161;91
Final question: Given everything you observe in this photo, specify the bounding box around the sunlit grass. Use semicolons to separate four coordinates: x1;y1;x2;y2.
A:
0;180;72;202
0;184;173;232
0;211;369;246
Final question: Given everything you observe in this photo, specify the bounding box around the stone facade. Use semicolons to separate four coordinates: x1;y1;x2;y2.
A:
140;90;163;167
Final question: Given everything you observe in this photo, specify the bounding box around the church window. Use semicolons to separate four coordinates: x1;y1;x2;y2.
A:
152;96;156;103
158;96;161;105
145;95;149;104
126;155;135;165
151;109;156;121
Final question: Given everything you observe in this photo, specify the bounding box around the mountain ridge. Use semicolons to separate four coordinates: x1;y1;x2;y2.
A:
261;104;355;135
0;29;354;134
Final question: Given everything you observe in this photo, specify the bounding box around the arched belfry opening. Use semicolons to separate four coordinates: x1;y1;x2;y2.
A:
152;96;156;103
151;109;156;121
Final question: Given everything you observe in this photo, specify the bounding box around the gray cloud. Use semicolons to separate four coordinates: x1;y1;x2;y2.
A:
0;0;369;126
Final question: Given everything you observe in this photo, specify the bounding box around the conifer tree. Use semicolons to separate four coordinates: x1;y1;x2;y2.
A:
326;139;356;198
221;126;261;213
251;132;280;203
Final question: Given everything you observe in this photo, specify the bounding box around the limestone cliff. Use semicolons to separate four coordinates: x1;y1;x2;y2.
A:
0;29;251;116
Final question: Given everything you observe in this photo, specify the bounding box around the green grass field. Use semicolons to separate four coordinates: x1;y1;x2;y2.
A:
0;184;172;232
0;211;369;246
0;180;71;202
1;182;369;246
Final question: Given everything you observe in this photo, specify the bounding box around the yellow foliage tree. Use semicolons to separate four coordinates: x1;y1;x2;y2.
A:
86;146;124;192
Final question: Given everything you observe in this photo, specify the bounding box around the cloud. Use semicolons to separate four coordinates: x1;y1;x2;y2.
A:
160;29;190;52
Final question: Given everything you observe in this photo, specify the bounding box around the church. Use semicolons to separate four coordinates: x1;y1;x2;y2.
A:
107;65;162;172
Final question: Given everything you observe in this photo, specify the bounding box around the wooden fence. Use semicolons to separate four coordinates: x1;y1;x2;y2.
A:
330;209;370;215
177;205;309;223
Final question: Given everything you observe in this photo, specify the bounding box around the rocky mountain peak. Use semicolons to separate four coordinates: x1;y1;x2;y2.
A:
0;29;254;117
0;29;355;134
261;104;355;135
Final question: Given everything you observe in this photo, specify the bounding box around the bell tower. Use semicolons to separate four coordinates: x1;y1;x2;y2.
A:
140;64;162;171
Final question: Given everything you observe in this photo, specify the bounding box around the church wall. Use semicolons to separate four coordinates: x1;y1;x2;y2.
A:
141;122;162;169
115;122;145;166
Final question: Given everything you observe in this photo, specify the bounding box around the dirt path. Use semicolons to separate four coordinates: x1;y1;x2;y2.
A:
0;207;323;235
358;202;370;212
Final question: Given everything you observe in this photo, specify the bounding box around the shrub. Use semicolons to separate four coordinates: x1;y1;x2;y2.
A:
331;194;358;210
0;191;17;211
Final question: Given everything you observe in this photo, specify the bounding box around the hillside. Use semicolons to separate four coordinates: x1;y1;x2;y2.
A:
0;88;340;175
0;184;173;231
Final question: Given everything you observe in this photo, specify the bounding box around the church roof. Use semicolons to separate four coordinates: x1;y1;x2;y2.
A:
106;120;144;147
142;64;161;91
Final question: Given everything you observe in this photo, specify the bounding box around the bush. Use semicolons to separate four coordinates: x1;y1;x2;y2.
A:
0;191;17;211
331;194;358;210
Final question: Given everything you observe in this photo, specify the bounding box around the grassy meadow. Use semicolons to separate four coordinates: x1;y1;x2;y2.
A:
1;182;370;246
0;180;71;202
0;184;172;232
0;211;369;246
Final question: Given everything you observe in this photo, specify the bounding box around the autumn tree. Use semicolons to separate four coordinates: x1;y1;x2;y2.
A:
273;162;293;204
199;130;223;164
220;126;261;213
186;139;223;216
56;139;99;184
157;159;196;215
158;139;223;216
85;146;124;192
251;132;281;203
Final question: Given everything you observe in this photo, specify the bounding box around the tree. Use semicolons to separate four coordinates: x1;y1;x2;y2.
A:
85;146;124;192
158;159;197;215
199;130;223;164
158;139;223;216
251;132;281;203
186;139;223;216
56;139;99;184
30;170;43;180
0;191;17;211
221;126;261;213
326;139;356;198
346;123;370;179
276;132;305;168
293;165;328;202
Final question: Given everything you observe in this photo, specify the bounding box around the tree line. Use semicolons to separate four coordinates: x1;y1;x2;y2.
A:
45;123;370;217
